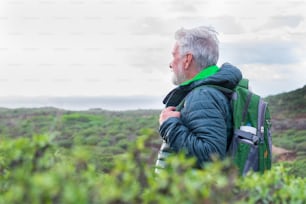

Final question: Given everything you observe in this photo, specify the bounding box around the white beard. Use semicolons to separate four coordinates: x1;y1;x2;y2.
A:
171;63;187;85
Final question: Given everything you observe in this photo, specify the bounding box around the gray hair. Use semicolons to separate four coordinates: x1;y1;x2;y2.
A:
175;26;219;70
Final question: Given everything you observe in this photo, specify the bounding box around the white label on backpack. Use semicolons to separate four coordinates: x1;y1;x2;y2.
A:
240;126;257;135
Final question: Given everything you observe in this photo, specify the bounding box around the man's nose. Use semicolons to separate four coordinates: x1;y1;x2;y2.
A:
169;63;172;69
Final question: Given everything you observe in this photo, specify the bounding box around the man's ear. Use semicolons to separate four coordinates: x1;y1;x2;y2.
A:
184;53;193;69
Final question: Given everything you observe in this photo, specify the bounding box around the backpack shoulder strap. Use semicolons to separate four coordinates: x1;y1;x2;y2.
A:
238;78;249;89
208;78;249;95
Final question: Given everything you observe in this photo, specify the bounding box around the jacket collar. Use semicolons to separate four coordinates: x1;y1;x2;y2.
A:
163;63;242;107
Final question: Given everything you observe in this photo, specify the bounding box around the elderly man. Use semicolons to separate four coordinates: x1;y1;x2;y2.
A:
156;26;242;172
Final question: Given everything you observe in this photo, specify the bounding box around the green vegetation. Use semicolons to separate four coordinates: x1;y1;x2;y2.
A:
272;129;306;156
266;85;306;119
0;134;305;203
0;84;305;203
0;108;160;172
265;85;306;178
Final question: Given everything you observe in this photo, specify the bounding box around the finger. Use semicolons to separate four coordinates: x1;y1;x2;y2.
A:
172;111;181;118
165;106;176;111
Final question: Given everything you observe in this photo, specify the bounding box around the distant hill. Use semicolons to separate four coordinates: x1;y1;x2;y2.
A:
265;85;306;119
264;85;306;133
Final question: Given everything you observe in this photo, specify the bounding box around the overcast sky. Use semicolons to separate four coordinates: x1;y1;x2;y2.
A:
0;0;305;110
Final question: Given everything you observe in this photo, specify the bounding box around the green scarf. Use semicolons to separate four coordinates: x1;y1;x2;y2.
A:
180;65;219;86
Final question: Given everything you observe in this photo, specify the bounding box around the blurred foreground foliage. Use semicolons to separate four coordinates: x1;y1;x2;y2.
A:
0;132;305;204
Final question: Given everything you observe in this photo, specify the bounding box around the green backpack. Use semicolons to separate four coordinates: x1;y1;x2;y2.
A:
211;79;272;176
176;78;272;176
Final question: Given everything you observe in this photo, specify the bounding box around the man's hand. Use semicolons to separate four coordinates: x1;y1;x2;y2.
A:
159;106;181;125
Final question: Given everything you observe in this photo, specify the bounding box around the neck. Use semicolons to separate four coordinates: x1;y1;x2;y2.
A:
186;65;199;80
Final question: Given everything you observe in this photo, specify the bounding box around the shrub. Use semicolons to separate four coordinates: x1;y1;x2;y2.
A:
0;133;305;204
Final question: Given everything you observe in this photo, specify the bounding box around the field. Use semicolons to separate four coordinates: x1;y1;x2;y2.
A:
0;95;305;203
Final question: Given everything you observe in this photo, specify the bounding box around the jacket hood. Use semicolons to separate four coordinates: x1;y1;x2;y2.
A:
163;62;242;107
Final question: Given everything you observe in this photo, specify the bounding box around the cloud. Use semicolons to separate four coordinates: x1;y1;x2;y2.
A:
129;17;174;36
165;0;202;14
205;16;245;34
156;15;246;35
1;0;306;104
220;40;300;65
257;15;304;30
128;49;169;72
237;63;306;97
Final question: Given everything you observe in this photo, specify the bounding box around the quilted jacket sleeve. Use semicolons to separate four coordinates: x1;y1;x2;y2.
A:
159;87;231;167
